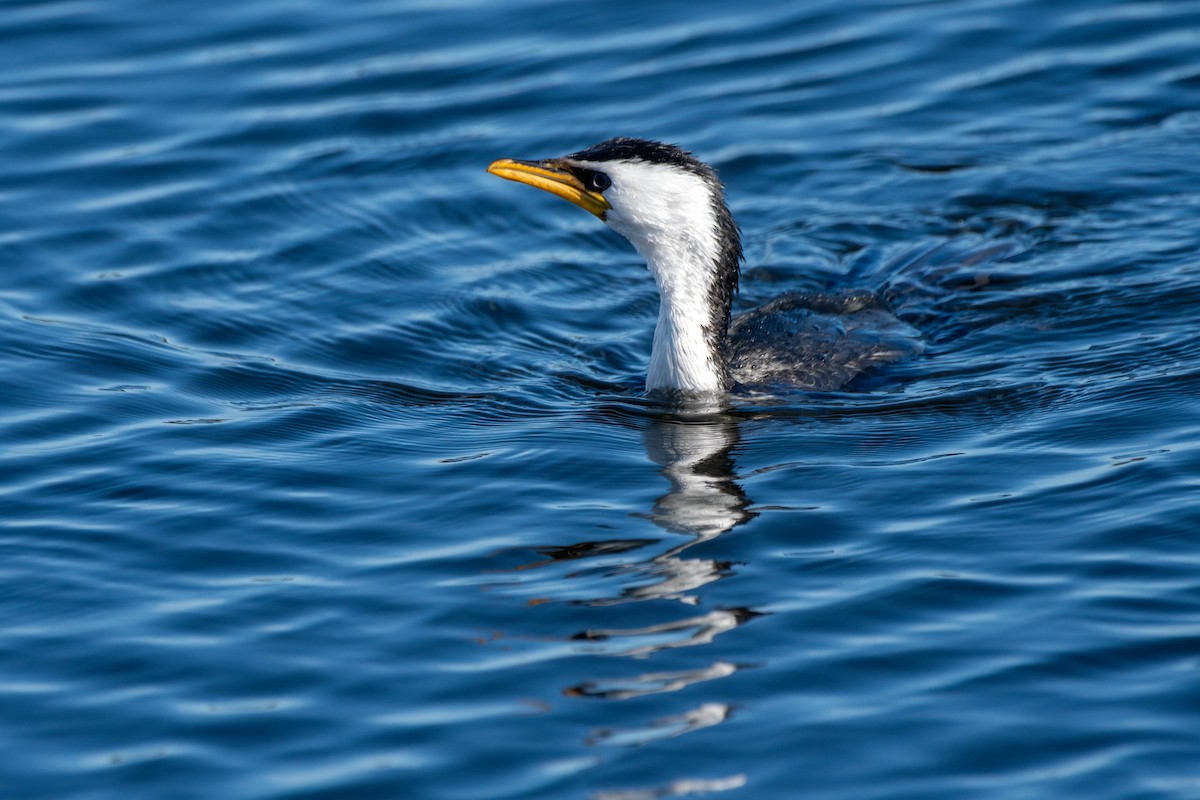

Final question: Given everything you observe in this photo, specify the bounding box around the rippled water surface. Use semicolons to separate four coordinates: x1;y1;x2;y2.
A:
3;1;1200;797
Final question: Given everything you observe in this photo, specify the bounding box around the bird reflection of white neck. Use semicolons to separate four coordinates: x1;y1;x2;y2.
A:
644;418;747;541
592;159;727;394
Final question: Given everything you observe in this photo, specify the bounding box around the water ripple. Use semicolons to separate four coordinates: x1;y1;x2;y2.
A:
3;0;1200;798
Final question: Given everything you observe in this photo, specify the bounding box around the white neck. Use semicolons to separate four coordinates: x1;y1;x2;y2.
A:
644;248;725;393
589;159;730;394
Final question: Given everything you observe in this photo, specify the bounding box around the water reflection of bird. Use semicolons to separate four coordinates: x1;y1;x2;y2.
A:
508;413;761;731
641;417;754;543
489;137;923;395
521;415;755;608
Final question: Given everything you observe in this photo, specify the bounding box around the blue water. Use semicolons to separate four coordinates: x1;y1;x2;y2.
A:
3;1;1200;797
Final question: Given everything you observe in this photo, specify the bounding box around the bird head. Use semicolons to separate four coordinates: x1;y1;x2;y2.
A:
488;137;742;300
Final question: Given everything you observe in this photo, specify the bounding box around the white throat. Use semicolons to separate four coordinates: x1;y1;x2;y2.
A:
644;249;724;393
580;159;729;394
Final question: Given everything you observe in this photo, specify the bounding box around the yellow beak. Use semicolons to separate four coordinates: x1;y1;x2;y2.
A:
487;158;610;219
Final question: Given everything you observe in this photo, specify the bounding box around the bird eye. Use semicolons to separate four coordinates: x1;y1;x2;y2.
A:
589;172;611;191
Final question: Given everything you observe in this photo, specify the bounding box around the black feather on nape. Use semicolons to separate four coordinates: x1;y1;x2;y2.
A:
707;182;742;386
566;138;711;178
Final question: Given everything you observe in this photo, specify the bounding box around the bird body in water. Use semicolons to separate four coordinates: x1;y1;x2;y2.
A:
488;138;921;395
